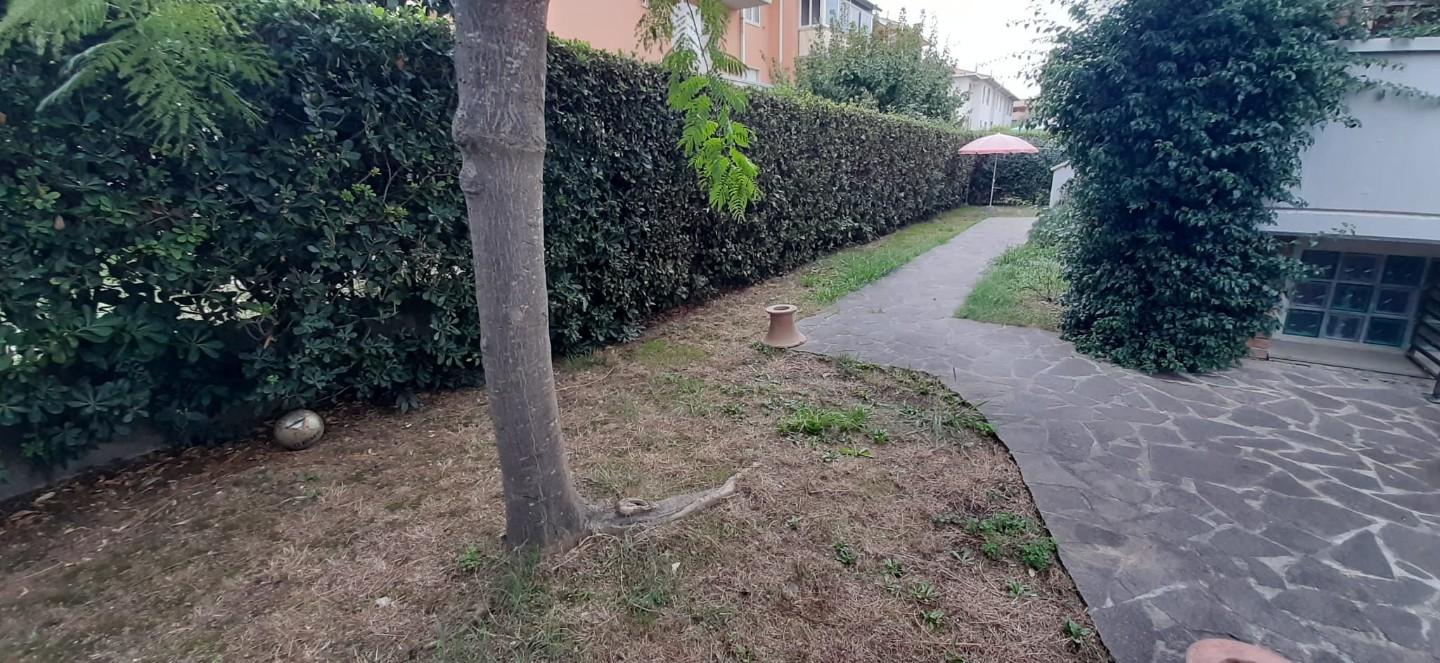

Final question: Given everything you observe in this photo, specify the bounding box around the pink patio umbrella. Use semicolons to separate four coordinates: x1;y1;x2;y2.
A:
959;133;1040;207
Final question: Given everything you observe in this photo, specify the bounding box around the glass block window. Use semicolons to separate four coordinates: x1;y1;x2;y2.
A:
1283;309;1324;337
1366;317;1408;347
1339;254;1379;282
1383;255;1426;287
1282;250;1429;349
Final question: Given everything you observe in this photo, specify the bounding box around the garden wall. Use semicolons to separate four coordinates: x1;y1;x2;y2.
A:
0;3;980;488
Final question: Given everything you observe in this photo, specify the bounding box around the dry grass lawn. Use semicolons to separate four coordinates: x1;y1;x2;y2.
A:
0;212;1104;663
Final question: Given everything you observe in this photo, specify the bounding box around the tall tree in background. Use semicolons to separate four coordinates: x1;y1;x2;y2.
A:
795;10;964;121
450;0;756;551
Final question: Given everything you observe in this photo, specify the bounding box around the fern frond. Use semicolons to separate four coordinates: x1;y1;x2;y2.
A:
4;0;276;151
639;0;763;218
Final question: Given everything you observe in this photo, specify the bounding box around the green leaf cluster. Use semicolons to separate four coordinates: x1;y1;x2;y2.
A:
1036;0;1360;372
0;0;278;150
639;0;761;218
1;3;981;473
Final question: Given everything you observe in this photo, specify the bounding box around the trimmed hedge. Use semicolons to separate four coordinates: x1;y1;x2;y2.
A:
1037;0;1353;373
966;131;1065;207
0;3;979;472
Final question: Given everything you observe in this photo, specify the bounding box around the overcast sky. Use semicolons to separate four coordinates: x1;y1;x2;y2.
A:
879;0;1068;99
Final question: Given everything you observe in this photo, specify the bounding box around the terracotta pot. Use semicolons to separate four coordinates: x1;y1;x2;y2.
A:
1185;639;1293;663
762;304;805;348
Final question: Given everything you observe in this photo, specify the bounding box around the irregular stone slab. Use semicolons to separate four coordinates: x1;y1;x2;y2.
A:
799;216;1440;663
1329;530;1394;579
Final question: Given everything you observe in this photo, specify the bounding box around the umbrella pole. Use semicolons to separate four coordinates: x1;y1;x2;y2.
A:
989;157;998;207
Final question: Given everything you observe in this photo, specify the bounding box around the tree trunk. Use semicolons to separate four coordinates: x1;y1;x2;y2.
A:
451;0;754;555
451;0;588;552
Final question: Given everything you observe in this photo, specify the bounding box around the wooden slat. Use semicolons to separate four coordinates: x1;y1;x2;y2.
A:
1415;324;1440;350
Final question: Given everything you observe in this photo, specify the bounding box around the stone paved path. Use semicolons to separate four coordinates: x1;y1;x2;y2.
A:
799;217;1440;663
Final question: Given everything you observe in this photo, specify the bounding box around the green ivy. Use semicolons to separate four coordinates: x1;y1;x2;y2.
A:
1036;0;1359;372
0;3;980;473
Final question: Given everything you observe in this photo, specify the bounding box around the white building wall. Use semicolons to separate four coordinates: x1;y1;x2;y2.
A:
1270;38;1440;242
1049;162;1074;208
1050;38;1440;232
953;76;1016;131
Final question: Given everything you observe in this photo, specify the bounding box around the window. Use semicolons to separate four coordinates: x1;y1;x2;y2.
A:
743;6;762;25
801;0;821;26
805;0;871;31
1281;250;1433;348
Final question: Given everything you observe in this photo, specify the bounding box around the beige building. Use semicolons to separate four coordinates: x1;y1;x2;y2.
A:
951;69;1020;131
546;0;881;86
1012;98;1031;127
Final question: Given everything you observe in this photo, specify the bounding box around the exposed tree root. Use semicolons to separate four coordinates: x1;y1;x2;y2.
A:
587;463;759;535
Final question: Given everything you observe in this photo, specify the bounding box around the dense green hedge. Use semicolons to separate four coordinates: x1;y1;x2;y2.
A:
1037;0;1354;372
0;3;978;472
966;131;1065;207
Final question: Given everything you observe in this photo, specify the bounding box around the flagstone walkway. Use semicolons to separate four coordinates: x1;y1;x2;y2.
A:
799;216;1440;663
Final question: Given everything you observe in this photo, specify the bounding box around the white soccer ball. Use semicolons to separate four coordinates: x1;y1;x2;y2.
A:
273;409;325;450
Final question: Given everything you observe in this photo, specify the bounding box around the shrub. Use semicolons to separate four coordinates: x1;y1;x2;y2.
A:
1036;0;1357;372
0;3;979;472
794;12;965;121
966;131;1065;207
1027;204;1077;252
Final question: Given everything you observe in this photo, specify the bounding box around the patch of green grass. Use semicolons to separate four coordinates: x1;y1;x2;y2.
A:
899;401;994;440
633;339;710;367
919;609;946;631
595;538;685;627
1006;579;1034;600
802;207;1035;306
833;354;872;379
1018;538;1059;571
429;552;572;662
833;542;858;567
747;340;784;358
955;241;1066;331
965;512;1035;536
935;511;1059;571
557;350;608;372
909;581;939;604
456;545;485;574
1063;618;1095;646
583;459;644;498
651;373;714;416
777;404;869;437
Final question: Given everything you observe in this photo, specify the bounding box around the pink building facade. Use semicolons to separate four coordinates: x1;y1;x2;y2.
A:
546;0;880;87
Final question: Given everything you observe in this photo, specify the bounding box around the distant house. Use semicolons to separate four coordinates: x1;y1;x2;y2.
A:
1012;99;1031;127
545;0;881;88
951;69;1019;131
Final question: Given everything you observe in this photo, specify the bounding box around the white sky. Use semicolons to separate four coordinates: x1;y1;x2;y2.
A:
878;0;1068;99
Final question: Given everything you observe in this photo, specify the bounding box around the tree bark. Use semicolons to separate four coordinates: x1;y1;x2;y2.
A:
452;0;588;552
451;0;754;555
